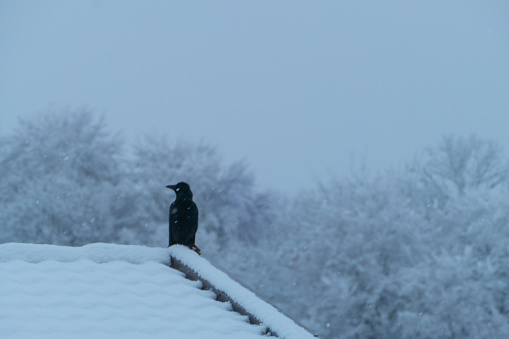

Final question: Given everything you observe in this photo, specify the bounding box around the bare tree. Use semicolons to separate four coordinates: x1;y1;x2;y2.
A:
0;108;123;245
409;135;508;209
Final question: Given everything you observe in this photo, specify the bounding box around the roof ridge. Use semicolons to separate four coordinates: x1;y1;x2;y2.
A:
0;243;318;338
168;245;318;339
0;243;169;265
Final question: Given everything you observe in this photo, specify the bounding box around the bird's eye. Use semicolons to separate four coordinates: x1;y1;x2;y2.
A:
176;188;180;192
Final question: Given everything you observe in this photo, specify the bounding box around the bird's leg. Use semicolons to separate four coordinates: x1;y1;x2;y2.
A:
190;245;201;255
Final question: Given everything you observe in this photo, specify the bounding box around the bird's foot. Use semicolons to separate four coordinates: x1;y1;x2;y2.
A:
190;245;201;255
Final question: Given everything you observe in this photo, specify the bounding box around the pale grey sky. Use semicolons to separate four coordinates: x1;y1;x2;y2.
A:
1;1;508;192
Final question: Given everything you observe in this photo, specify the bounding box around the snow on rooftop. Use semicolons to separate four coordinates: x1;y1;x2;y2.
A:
0;243;269;339
169;245;316;339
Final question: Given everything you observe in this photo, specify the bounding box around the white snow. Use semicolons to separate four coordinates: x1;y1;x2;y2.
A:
169;245;316;339
0;243;268;339
0;243;169;264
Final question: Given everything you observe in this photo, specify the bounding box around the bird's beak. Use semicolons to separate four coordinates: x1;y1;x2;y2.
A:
166;185;176;190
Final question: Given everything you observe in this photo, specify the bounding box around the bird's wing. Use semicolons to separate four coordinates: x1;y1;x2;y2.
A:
190;203;199;233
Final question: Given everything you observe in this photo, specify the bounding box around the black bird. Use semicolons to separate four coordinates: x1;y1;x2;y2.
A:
166;182;200;254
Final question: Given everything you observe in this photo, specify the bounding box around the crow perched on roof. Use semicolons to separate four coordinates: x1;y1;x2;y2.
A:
166;182;200;254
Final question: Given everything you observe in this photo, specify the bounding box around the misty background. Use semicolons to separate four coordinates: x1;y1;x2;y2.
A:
1;1;508;192
1;1;509;338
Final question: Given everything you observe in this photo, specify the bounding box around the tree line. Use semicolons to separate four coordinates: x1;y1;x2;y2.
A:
2;108;509;338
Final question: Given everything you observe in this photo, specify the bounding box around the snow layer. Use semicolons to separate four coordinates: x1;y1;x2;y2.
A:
0;243;267;339
0;242;169;264
169;245;316;339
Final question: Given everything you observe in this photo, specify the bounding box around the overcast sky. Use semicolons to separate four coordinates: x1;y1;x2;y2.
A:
1;1;508;192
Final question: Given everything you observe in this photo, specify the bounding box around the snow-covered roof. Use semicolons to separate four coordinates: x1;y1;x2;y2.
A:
0;243;315;339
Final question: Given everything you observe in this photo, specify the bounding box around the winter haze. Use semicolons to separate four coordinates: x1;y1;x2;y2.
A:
2;2;509;339
1;1;508;192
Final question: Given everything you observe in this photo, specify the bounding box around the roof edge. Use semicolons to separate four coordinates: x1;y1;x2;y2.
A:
168;245;318;339
170;256;276;336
